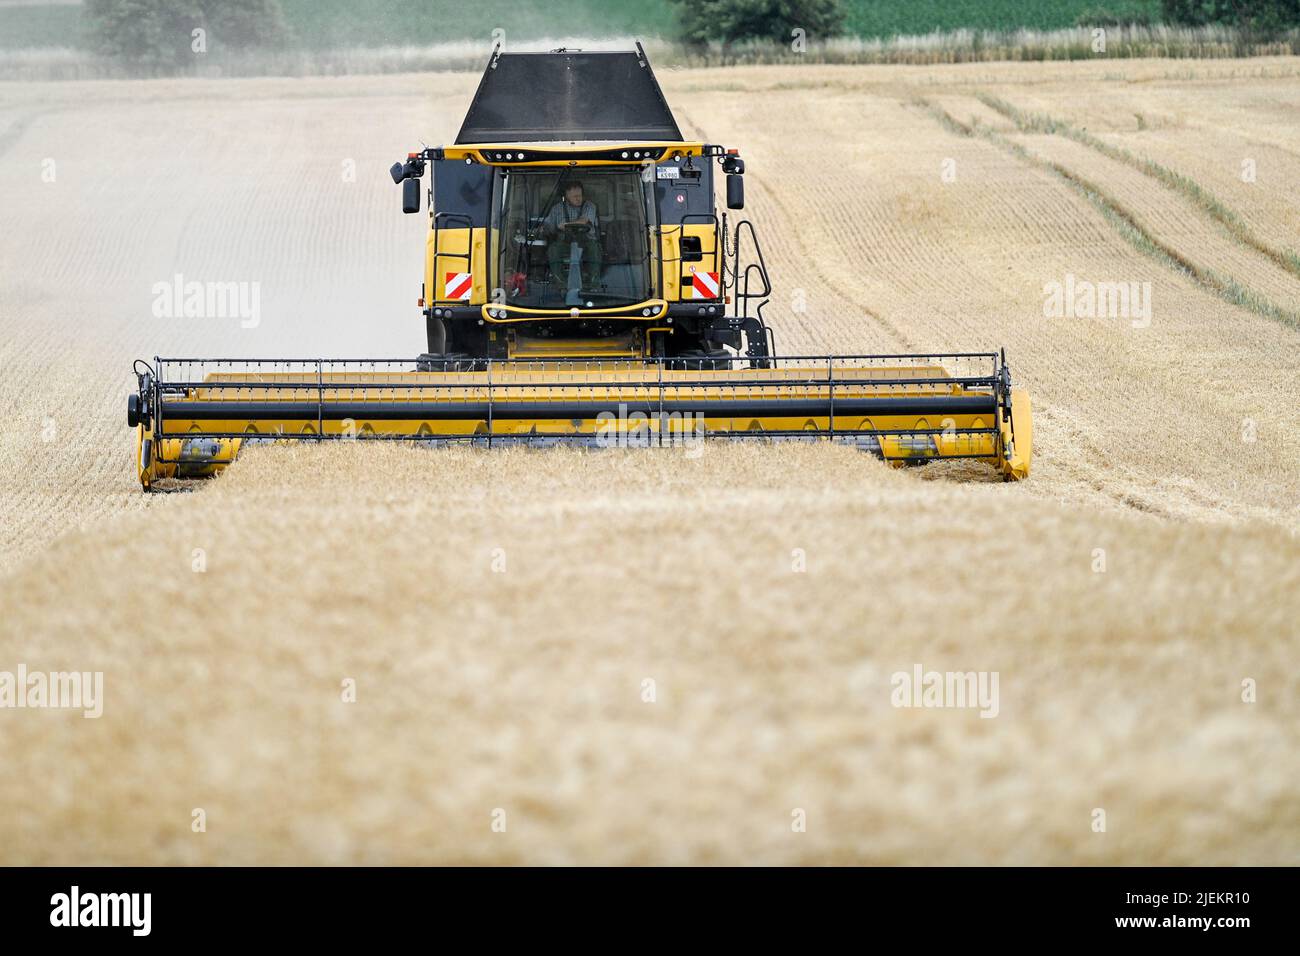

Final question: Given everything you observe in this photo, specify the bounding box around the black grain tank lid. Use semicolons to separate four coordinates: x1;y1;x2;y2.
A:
455;45;684;144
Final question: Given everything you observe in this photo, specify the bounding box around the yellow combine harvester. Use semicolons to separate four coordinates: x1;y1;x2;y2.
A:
127;45;1031;490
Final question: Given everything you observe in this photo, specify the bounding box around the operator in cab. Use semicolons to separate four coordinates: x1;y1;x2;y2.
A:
544;179;602;289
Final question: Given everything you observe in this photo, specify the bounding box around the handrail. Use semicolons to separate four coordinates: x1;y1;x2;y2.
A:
732;219;772;317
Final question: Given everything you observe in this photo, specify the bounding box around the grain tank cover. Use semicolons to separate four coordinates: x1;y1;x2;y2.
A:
455;47;683;144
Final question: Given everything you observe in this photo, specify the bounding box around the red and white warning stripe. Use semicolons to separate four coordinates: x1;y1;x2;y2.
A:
690;270;720;299
444;272;473;301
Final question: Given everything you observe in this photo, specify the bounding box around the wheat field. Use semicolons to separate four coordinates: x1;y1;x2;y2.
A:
0;58;1297;865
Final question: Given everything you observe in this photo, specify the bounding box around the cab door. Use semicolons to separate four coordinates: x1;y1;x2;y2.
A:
654;158;716;303
429;159;493;306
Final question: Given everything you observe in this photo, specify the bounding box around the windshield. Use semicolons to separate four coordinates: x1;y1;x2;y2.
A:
496;168;653;310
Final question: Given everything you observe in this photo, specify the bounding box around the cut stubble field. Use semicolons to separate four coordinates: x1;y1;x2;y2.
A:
0;57;1297;864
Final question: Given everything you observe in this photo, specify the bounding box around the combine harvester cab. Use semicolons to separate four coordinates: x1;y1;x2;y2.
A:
127;45;1032;490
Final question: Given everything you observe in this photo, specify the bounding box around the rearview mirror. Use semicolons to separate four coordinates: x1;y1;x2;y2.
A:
402;177;421;214
726;174;744;210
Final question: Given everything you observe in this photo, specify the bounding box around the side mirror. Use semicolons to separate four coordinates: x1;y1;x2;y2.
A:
402;177;421;214
726;173;744;210
389;162;405;184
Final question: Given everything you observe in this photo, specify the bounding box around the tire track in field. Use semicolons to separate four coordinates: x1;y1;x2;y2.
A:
1024;133;1300;317
909;97;1300;526
1120;127;1300;259
785;93;1224;519
919;98;1300;331
716;88;1296;528
976;92;1300;285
